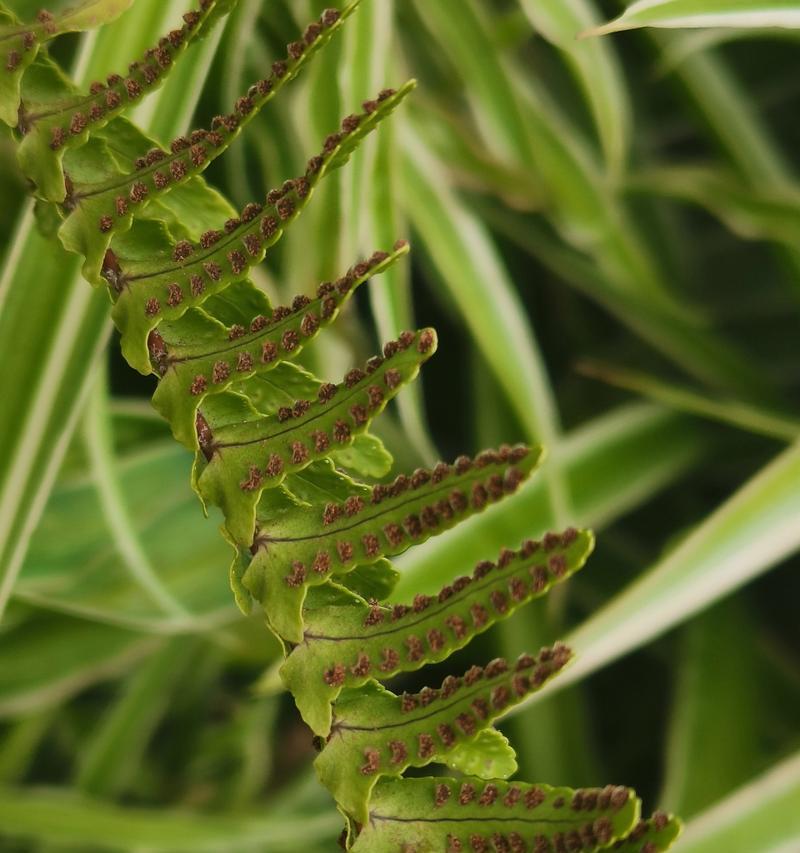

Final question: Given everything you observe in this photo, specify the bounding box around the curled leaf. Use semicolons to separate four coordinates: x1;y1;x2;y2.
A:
613;811;682;852
281;527;592;734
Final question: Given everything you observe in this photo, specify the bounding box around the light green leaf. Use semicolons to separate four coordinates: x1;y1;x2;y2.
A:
401;131;560;447
660;601;763;817
678;751;800;852
76;637;198;797
411;0;535;169
591;1;800;36
16;440;236;633
0;786;340;850
0;0;224;622
331;431;393;478
315;645;574;822
0;609;160;717
444;728;518;780
631;164;800;251
579;361;800;442
508;439;800;714
518;0;631;172
351;776;642;852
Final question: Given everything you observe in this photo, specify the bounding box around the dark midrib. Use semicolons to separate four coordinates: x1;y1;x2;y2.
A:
264;464;507;545
215;380;375;449
304;553;566;641
334;671;521;733
168;294;329;365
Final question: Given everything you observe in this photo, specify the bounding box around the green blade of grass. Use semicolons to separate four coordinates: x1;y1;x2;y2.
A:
590;1;800;36
630;164;800;251
82;369;191;620
75;638;199;797
659;600;763;818
15;441;237;634
579;360;800;441
480;200;778;402
0;609;161;718
337;0;437;463
0;787;340;851
400;129;571;523
400;131;560;447
0;0;227;622
659;42;800;301
411;0;535;168
506;439;800;714
678;750;800;852
518;0;631;173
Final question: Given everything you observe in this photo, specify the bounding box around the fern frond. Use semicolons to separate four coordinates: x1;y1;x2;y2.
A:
194;328;437;546
315;646;575;821
107;83;414;370
351;776;642;853
0;0;134;126
243;445;541;642
15;0;236;201
57;3;366;281
150;243;408;447
282;529;593;735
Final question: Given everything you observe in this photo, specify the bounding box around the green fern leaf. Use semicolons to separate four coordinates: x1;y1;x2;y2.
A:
443;728;518;781
193;328;437;547
107;84;414;370
350;776;642;852
332;432;393;479
149;243;409;446
315;646;574;821
56;2;368;282
16;0;236;201
243;444;542;643
0;0;134;126
281;528;592;734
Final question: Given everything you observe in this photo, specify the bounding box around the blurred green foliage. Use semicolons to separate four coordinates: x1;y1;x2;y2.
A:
1;0;800;850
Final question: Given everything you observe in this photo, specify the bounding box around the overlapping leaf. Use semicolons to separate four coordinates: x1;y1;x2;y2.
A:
150;243;409;447
282;528;593;735
194;328;437;547
243;444;542;642
315;646;575;821
57;2;365;282
108;82;415;371
0;0;133;126
15;0;236;201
